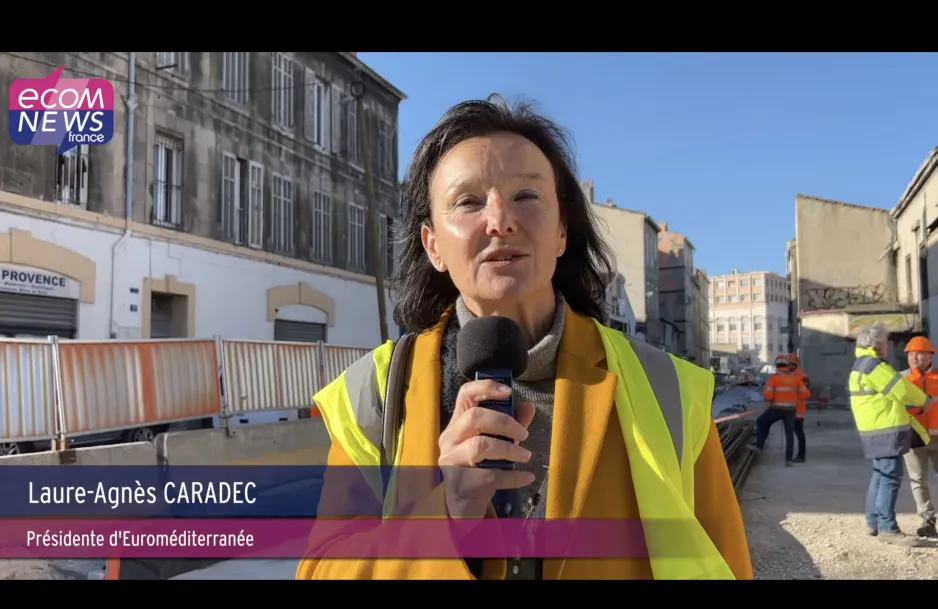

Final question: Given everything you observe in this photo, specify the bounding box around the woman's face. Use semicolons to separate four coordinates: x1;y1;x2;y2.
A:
422;132;567;309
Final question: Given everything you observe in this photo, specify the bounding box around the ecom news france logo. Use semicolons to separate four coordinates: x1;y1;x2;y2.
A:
8;66;115;153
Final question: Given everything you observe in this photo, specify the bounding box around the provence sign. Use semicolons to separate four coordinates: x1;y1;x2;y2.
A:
0;264;80;299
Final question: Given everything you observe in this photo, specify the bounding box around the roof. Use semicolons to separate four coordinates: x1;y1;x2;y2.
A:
338;52;407;101
591;202;661;232
796;193;889;214
890;145;938;218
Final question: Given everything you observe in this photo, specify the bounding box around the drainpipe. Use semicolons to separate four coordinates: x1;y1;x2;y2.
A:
920;192;928;336
108;52;136;339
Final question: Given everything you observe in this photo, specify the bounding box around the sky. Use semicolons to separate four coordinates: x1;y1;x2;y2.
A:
358;52;938;277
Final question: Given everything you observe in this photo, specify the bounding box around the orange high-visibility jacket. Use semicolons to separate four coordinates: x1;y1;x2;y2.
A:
791;367;809;418
903;367;938;436
296;306;753;580
763;372;809;409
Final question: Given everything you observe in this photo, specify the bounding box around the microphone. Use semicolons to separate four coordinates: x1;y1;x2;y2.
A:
456;316;528;470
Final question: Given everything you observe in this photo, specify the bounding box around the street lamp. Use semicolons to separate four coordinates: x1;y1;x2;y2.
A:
350;72;389;343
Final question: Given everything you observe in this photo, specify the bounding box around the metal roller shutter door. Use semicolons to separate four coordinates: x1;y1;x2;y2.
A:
150;305;173;339
274;319;326;343
0;292;78;337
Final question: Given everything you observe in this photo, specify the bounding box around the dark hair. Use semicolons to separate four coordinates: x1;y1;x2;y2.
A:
392;94;616;333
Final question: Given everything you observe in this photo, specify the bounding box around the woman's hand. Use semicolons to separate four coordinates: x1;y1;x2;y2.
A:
438;380;536;519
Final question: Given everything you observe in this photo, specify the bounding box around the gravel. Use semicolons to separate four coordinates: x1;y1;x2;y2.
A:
742;408;938;579
0;559;105;580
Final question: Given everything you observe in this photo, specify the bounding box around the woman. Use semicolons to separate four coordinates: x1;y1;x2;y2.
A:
297;95;752;580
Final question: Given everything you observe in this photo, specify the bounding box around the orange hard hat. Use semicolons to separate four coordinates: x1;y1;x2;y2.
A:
905;336;936;354
774;354;789;367
788;354;800;365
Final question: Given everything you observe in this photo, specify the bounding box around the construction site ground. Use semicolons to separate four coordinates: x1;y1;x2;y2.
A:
5;405;938;579
743;406;938;579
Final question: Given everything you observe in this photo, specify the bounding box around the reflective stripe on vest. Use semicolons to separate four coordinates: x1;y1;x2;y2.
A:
314;325;735;580
313;340;401;510
849;353;929;450
594;322;733;580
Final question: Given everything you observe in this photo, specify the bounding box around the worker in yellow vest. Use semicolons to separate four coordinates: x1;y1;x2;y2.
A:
295;96;752;580
849;323;928;543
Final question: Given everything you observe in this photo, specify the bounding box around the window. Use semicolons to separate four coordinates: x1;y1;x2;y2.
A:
728;280;736;288
379;214;395;276
220;153;263;248
152;134;183;228
348;204;366;272
768;343;774;353
270;174;294;254
55;145;89;207
330;86;362;165
905;254;913;301
222;52;250;105
716;280;724;289
156;52;189;76
376;118;395;179
754;316;764;331
270;53;294;130
740;279;749;287
304;69;331;148
310;191;333;264
729;295;737;302
716;296;725;303
752;291;762;301
753;278;762;286
645;281;657;316
741;317;750;332
741;293;749;301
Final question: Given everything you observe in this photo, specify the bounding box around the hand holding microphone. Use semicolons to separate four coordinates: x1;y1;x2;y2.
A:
438;316;536;519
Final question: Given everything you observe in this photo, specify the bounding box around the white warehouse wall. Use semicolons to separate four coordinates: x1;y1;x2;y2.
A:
0;201;398;348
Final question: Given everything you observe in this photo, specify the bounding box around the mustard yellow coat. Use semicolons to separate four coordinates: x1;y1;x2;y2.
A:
297;306;753;580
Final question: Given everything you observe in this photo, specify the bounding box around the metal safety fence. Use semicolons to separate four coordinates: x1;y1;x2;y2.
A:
0;336;371;450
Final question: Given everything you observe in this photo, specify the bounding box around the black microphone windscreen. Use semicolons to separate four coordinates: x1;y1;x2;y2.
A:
456;316;528;379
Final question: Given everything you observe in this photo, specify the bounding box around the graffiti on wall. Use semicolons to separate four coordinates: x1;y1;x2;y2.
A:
846;313;916;338
804;283;887;310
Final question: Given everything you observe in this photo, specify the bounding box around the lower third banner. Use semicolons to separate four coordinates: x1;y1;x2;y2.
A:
2;518;664;559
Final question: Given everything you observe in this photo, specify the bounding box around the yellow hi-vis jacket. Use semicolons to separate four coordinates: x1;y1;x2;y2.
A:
301;306;748;580
849;346;929;459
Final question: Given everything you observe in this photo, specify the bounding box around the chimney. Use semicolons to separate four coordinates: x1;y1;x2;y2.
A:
660;221;669;232
580;180;594;203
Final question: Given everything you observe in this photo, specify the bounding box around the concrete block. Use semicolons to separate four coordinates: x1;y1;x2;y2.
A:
156;418;332;466
71;442;158;465
0;442;158;466
0;451;60;465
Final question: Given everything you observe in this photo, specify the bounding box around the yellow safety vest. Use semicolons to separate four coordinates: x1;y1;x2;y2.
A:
312;320;735;580
849;346;929;458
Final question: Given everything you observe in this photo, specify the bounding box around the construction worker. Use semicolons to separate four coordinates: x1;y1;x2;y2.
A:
788;354;808;463
901;336;938;537
849;323;928;542
748;354;809;466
